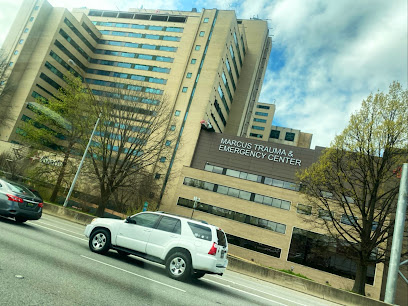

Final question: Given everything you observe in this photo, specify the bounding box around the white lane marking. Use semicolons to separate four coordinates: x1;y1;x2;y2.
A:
27;222;88;242
34;220;85;235
203;278;286;305
80;255;186;293
207;275;311;306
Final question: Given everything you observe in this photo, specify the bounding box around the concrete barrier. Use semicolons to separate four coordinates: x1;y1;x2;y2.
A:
42;203;391;306
227;256;391;306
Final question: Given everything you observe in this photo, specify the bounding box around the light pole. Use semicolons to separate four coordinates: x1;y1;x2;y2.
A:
63;59;100;207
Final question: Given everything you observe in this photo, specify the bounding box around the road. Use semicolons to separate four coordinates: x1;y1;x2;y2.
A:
0;214;341;306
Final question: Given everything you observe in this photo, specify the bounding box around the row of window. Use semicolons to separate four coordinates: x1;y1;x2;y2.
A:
99;40;177;52
91;89;160;105
86;78;163;95
270;130;296;142
87;69;167;85
92;21;184;33
204;163;300;191
183;177;292;211
95;49;174;63
297;204;378;231
90;58;170;74
99;30;181;42
177;197;286;234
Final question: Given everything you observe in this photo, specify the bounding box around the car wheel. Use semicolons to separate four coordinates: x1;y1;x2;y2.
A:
165;251;191;281
15;217;27;223
192;272;206;279
117;249;130;257
89;229;111;254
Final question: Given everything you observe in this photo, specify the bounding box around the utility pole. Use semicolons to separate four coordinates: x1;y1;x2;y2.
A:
384;163;408;304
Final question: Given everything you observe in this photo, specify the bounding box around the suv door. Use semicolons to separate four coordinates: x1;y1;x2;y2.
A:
115;213;160;253
146;216;181;259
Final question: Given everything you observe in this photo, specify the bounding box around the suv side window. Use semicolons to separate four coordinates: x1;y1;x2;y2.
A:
131;213;160;228
156;216;181;234
188;222;212;241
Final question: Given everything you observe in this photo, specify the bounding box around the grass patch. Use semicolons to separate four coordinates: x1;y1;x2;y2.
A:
279;269;313;280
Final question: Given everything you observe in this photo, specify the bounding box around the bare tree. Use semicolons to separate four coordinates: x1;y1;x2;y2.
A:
297;81;408;295
87;82;176;217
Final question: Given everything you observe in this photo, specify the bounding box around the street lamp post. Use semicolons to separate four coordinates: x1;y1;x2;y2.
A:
63;59;100;208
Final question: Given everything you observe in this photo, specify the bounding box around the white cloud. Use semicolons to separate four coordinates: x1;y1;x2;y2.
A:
255;0;407;148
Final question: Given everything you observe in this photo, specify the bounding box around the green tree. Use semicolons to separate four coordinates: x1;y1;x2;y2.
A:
21;72;95;202
0;49;16;128
87;82;176;217
297;81;408;295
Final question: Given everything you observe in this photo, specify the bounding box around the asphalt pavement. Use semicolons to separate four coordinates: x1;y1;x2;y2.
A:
0;214;341;306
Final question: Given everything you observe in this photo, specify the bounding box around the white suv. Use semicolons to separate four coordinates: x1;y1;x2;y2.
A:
84;211;228;281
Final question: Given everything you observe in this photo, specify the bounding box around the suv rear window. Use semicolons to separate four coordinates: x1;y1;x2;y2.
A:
188;222;212;241
217;229;227;247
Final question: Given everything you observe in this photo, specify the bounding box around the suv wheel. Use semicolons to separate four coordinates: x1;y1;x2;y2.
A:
166;251;191;281
15;217;27;223
89;229;111;254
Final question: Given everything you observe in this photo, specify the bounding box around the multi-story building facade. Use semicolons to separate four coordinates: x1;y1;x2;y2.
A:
0;0;271;199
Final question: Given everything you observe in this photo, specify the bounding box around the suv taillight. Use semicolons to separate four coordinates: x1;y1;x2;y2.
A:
38;202;43;208
7;194;23;203
208;242;218;255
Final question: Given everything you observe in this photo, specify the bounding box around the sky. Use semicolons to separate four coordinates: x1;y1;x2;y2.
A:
0;0;407;148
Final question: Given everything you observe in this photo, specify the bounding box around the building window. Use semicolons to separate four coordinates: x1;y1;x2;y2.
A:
14;50;19;55
253;118;266;123
154;173;161;179
270;130;280;139
170;125;176;131
9;62;13;67
297;204;312;215
340;214;358;226
182;87;188;93
203;18;209;23
318;209;333;221
34;5;39;10
175;110;181;116
226;233;281;258
252;125;264;131
257;105;270;109
19;39;24;44
186;72;192;78
160;157;166;163
29;17;34;22
288;227;376;285
250;133;262;138
285;132;296;141
254;111;268;116
165;140;171;146
177;197;286;235
24;28;29;33
199;31;205;37
195;45;201;51
191;59;196;64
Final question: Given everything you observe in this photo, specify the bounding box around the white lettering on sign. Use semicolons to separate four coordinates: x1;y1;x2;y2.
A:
218;138;302;166
40;156;63;167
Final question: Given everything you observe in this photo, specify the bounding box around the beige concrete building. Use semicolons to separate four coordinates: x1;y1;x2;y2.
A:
244;102;313;148
160;130;384;298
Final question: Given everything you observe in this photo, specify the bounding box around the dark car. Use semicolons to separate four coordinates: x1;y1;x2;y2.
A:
0;179;43;223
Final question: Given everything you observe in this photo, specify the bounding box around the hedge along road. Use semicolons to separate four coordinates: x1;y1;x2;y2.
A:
0;214;340;306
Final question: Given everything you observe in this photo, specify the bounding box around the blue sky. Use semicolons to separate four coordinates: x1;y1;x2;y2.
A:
1;0;407;148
